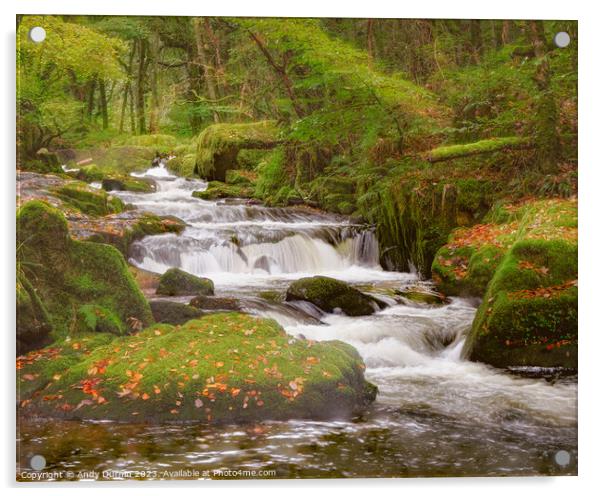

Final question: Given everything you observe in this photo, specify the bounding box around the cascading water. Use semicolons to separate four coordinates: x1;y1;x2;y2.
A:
18;163;577;477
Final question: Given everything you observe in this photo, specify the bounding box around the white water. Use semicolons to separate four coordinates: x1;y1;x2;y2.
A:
115;164;577;434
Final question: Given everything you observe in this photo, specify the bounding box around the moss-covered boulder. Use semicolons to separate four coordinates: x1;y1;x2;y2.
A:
195;121;280;181
18;313;376;422
459;199;578;368
156;268;215;297
225;169;257;186
286;276;382;316
189;295;242;312
192;181;253;200
51;181;125;217
16;274;52;355
149;300;204;325
16;201;153;341
101;176;155;193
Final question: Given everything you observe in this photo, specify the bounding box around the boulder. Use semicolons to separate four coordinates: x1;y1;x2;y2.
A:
149;300;204;325
18;313;377;423
156;268;214;297
16;200;154;344
286;276;382;316
396;287;449;305
189;295;242;312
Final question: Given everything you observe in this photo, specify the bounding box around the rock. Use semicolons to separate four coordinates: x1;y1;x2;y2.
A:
16;274;52;355
459;199;578;368
189;295;242;312
253;255;273;273
286;276;381;316
156;268;215;296
101;176;155;193
18;313;377;422
225;169;256;186
149;300;204;325
16;200;154;343
192;181;253;200
396;288;449;305
51;181;125;217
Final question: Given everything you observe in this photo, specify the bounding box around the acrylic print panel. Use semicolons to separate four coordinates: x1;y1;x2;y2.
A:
16;15;577;480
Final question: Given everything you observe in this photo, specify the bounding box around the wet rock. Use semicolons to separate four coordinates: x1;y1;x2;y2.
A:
18;314;376;423
149;300;203;325
101;176;155;193
286;276;381;317
253;255;273;273
156;268;215;297
189;295;242;312
396;287;449;305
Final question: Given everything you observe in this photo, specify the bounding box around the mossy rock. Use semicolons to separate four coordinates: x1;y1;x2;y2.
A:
461;199;578;368
195;121;280;181
189;295;242;312
156;268;215;297
51;181;124;216
286;276;382;317
192;181;253;200
101;176;155;193
18;313;376;423
167;154;196;177
149;300;204;325
17;274;52;355
396;288;449;306
16;201;154;340
20;149;62;174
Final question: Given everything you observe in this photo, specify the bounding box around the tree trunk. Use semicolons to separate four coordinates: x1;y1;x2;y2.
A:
203;18;228;97
470;20;483;63
528;20;560;174
119;41;136;133
98;79;109;129
192;17;220;123
86;77;97;121
366;19;375;65
136;39;147;134
148;34;160;134
248;31;304;118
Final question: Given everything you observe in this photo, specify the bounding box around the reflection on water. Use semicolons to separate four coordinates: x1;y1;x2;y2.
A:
16;163;577;479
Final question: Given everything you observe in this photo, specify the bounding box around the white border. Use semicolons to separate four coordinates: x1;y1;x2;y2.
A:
2;1;600;495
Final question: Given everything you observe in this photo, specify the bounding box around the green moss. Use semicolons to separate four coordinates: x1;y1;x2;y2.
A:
149;300;204;325
192;181;253;200
156;268;215;297
125;134;178;153
101;176;154;193
195;121;280;181
167;153;196;177
286;276;381;316
51;181;124;216
458;198;578;368
19;313;375;423
254;148;294;204
75;164;105;182
225;169;257;186
427;137;530;162
17;201;153;340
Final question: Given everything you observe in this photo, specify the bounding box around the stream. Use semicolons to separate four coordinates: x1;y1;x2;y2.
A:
17;164;577;479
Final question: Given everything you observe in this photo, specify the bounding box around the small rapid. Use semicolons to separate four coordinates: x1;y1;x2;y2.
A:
18;162;576;477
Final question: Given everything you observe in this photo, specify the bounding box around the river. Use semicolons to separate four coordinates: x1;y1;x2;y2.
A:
17;164;577;479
